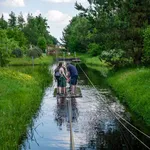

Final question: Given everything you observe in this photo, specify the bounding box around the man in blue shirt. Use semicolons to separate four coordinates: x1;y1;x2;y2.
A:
67;63;78;95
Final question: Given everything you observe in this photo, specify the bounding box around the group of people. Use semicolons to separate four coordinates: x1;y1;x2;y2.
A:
54;62;78;96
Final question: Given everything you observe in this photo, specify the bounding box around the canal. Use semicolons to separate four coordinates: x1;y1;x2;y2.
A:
21;64;150;150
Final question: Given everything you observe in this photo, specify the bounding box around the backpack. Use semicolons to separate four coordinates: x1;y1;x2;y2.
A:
54;67;60;77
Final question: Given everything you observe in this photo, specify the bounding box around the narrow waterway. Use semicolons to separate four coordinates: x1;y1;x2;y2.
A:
21;64;150;150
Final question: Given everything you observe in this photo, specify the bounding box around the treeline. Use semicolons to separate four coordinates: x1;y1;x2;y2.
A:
62;0;150;67
0;11;58;66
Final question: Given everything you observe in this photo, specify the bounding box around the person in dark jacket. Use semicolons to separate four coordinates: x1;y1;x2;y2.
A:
67;63;78;95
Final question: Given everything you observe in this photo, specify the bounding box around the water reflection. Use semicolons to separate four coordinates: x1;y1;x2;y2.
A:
54;97;79;130
21;64;150;150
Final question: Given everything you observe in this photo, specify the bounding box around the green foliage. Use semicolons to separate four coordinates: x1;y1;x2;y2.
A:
61;16;90;53
62;0;150;66
0;29;20;66
6;28;27;48
38;36;47;52
8;11;16;28
0;15;8;29
18;12;25;30
27;46;42;58
88;43;102;56
11;48;23;58
100;49;132;67
107;68;150;126
143;26;150;63
23;14;57;46
0;12;57;65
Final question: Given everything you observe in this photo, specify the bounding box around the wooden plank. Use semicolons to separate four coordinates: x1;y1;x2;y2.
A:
54;87;82;98
57;58;81;62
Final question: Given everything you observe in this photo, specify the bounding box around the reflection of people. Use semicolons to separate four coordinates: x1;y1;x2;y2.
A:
54;98;79;129
58;62;68;95
67;63;78;95
54;64;61;94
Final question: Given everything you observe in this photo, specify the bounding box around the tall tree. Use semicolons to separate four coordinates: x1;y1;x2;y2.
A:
8;11;17;28
0;14;8;29
18;12;25;30
61;16;90;52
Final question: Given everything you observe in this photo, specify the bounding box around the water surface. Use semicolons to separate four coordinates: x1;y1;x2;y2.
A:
21;64;150;150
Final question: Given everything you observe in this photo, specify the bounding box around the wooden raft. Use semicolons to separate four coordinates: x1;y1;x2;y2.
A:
57;58;81;62
53;87;82;98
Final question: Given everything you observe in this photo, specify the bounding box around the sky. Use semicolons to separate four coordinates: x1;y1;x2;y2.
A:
0;0;89;41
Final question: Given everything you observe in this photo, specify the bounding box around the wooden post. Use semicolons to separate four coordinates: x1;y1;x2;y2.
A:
32;56;34;68
68;99;75;150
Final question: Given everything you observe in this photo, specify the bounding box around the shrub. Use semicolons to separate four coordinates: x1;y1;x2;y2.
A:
88;43;102;56
100;49;132;67
27;46;42;58
11;48;23;58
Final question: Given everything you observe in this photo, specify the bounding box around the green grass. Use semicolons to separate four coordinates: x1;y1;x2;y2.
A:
9;54;54;66
78;54;111;77
0;60;53;149
107;67;150;126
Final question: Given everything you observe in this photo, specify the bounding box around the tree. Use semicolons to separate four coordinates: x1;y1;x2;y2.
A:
0;30;19;66
38;37;46;52
7;27;27;49
0;14;8;29
23;14;56;46
143;26;150;63
74;0;150;66
27;46;42;58
61;16;90;53
18;12;25;30
8;11;17;28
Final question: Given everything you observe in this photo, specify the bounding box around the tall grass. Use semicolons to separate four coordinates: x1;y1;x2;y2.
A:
9;55;53;66
0;64;52;149
107;67;150;126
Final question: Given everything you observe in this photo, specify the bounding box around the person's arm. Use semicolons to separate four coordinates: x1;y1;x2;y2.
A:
61;68;67;79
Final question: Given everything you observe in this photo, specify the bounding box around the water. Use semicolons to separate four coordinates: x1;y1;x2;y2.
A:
21;64;150;150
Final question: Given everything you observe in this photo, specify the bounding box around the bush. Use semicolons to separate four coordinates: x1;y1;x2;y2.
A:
37;37;47;52
88;43;102;56
100;49;132;67
27;46;42;58
11;48;23;58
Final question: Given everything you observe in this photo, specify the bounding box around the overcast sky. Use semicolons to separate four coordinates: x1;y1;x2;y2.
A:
0;0;89;41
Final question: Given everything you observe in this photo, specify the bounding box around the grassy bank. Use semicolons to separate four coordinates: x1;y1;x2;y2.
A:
0;59;53;149
107;68;150;126
9;54;53;66
78;54;111;77
81;54;150;126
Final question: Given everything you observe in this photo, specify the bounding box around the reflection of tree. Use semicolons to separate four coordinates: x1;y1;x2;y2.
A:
54;98;79;130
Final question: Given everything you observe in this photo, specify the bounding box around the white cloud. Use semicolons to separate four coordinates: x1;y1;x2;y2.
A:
44;0;72;2
46;10;72;25
1;0;25;7
33;10;41;17
43;0;87;3
0;12;9;21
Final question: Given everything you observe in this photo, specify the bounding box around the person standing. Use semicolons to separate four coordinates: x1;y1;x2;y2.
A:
67;63;78;95
59;62;68;95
